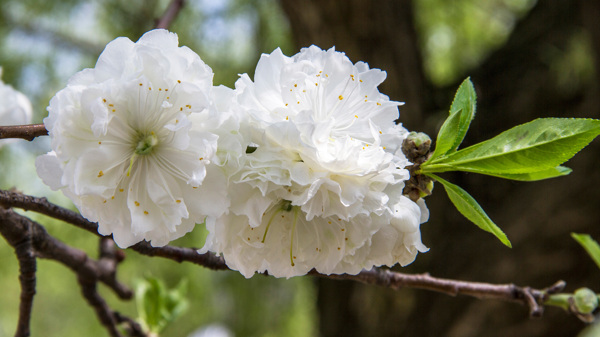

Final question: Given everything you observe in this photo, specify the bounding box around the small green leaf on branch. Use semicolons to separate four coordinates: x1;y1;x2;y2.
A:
428;77;477;161
135;276;189;335
572;233;600;270
427;173;511;248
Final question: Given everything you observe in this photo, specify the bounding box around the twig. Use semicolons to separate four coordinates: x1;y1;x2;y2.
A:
155;0;185;29
0;124;48;141
0;189;228;270
78;274;123;337
312;269;565;318
0;208;136;337
130;241;228;271
1;189;573;319
0;189;100;235
13;218;36;337
113;311;147;337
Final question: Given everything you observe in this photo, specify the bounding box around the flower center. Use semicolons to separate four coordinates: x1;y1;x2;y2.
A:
134;132;158;155
126;132;159;177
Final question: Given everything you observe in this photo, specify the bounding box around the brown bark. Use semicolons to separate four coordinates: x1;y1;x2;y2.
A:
280;0;600;336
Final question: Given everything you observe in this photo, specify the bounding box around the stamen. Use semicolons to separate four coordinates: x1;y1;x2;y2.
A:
290;207;299;267
262;208;282;243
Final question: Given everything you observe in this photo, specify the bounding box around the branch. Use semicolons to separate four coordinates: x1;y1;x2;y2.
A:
13;217;36;337
0;189;99;235
311;269;566;318
130;241;228;271
113;311;146;337
0;208;137;336
78;274;124;337
0;189;574;319
0;189;228;270
155;0;185;29
0;124;48;141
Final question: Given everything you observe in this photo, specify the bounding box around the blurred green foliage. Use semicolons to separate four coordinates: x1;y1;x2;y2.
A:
0;0;597;336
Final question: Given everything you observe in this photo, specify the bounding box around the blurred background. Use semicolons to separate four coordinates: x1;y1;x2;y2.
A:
1;0;600;336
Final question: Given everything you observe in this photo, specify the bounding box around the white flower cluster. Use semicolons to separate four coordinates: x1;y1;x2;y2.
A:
36;29;428;277
0;67;33;149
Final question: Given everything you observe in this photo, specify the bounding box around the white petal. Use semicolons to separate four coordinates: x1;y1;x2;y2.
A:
35;152;65;191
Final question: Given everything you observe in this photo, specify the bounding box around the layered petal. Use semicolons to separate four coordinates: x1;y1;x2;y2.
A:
36;29;239;247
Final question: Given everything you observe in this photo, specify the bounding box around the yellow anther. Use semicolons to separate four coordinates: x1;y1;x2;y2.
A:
134;201;140;207
338;95;343;100
97;171;104;177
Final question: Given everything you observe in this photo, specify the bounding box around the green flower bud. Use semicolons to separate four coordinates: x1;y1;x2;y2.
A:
406;132;431;148
574;287;598;314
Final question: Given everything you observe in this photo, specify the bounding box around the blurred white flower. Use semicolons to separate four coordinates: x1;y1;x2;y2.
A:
201;46;428;278
188;324;233;337
36;29;236;248
0;67;33;148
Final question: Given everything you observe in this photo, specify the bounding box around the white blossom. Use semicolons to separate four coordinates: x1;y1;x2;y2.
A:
0;67;33;148
201;46;428;278
36;29;237;248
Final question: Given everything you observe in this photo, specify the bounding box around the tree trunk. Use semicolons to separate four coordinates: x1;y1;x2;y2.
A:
280;0;600;336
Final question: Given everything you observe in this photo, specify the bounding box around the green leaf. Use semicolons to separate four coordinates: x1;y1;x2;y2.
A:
427;173;512;247
447;78;477;152
422;118;600;175
428;78;477;161
429;109;463;161
479;166;572;181
135;277;189;334
572;233;600;270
